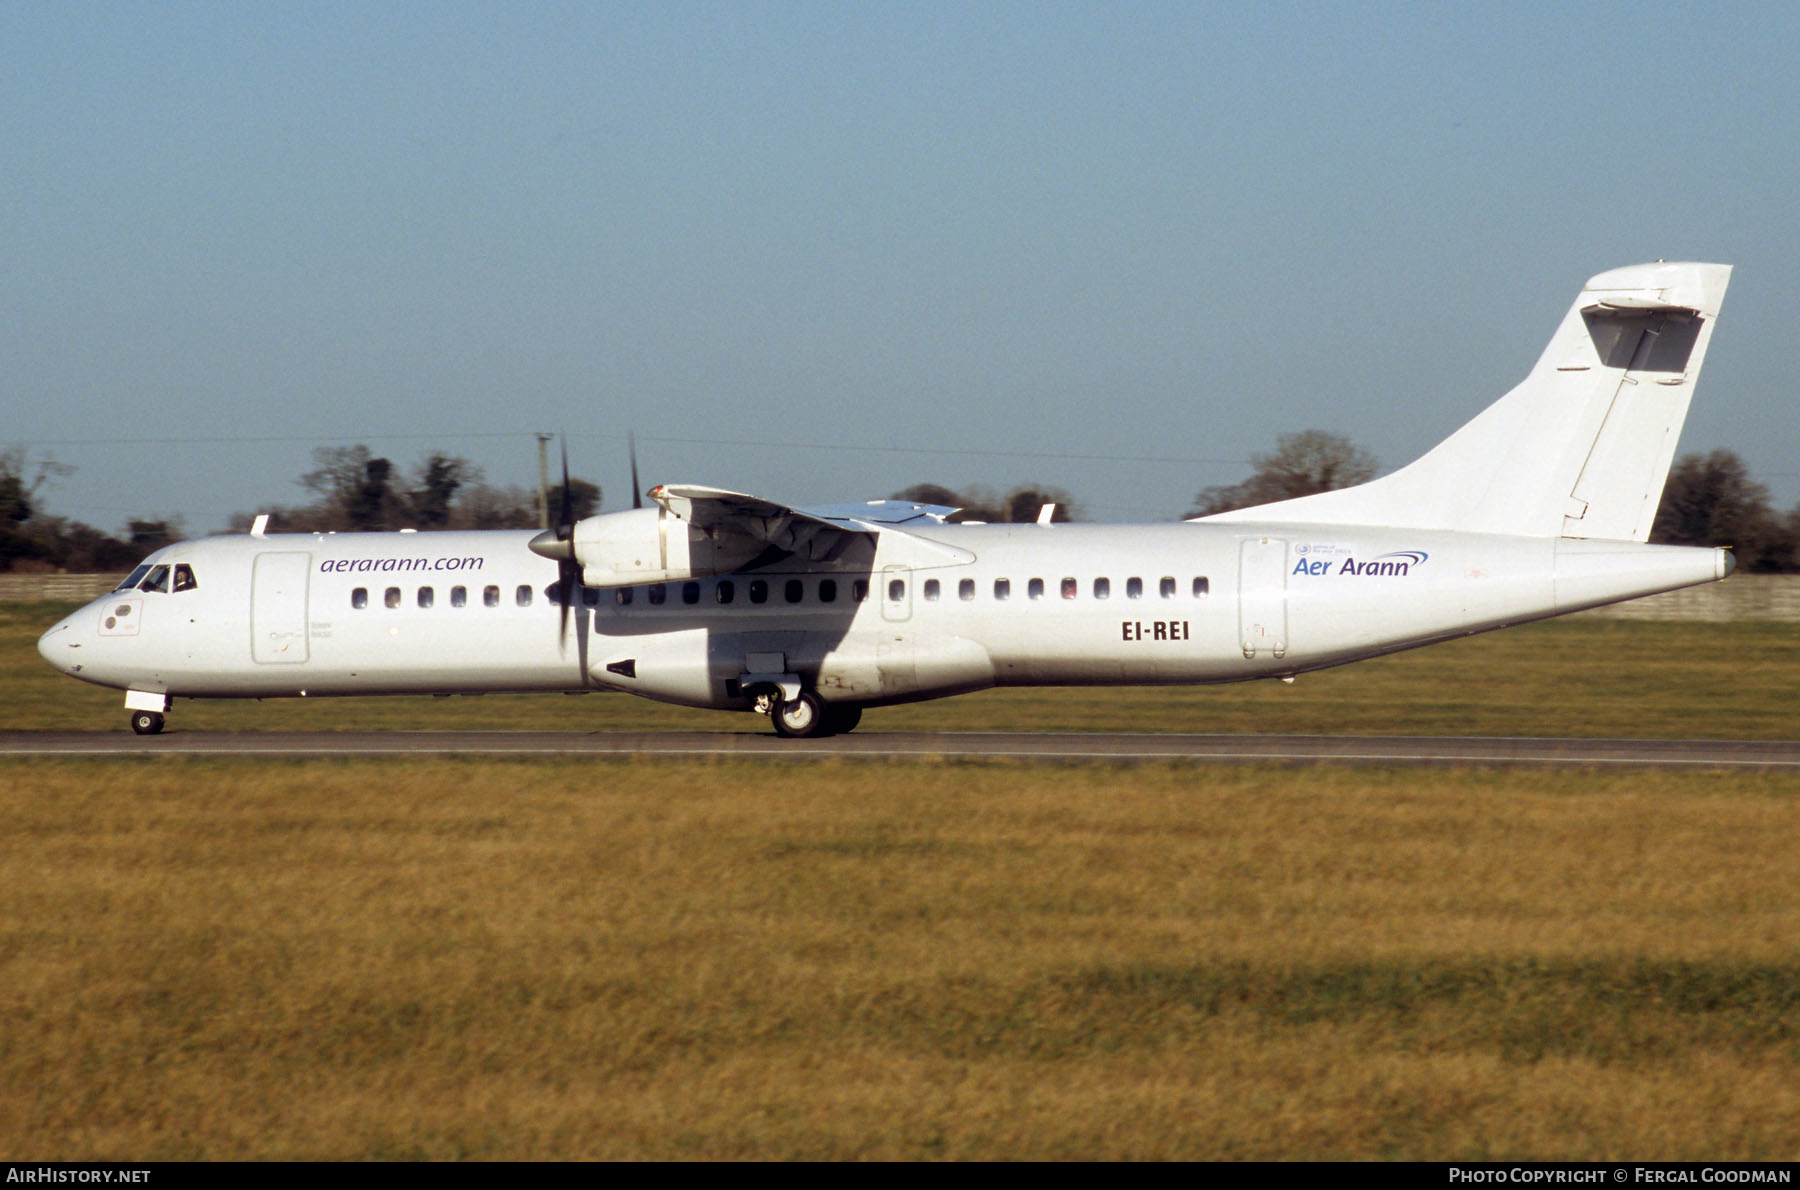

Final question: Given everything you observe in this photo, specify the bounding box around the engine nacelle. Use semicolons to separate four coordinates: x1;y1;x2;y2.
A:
567;507;768;588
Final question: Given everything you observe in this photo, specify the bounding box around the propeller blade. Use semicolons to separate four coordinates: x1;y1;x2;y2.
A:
556;435;576;649
558;562;572;648
558;437;574;539
629;431;642;510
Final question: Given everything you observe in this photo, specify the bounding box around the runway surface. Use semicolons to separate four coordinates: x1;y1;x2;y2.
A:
5;730;1800;768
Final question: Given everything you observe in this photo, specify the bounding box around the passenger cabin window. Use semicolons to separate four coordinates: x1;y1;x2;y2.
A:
418;587;434;608
1028;578;1045;600
1126;577;1143;600
451;586;467;608
1159;576;1177;599
352;587;368;609
385;587;402;609
995;578;1011;601
888;579;905;602
484;585;500;608
923;579;940;602
784;579;803;604
1193;577;1210;598
959;578;975;601
682;582;700;605
716;581;734;604
819;579;837;603
1061;577;1078;600
615;587;633;606
853;580;868;602
515;585;533;607
647;584;667;606
583;587;600;607
1093;577;1110;600
749;580;768;604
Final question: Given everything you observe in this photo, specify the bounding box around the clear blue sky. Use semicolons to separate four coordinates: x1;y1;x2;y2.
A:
7;2;1798;532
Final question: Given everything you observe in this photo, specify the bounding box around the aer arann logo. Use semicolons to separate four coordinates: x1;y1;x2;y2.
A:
1292;548;1429;578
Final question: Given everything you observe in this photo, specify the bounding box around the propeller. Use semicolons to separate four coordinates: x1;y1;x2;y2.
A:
553;438;579;647
527;432;644;650
629;430;643;510
526;439;582;650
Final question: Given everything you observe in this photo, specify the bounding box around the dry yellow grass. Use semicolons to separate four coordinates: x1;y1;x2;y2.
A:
4;757;1799;1159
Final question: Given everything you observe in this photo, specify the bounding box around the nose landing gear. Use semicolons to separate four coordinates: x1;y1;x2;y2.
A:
125;690;171;735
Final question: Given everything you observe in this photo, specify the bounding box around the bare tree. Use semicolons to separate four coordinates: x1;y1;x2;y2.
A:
1001;485;1077;523
295;446;498;531
446;483;539;530
545;477;601;522
891;482;1079;522
891;483;962;509
1188;430;1377;517
299;445;376;513
1;447;75;567
1652;449;1797;572
408;454;483;529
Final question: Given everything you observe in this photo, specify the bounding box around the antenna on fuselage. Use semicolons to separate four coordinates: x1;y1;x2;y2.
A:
250;514;269;538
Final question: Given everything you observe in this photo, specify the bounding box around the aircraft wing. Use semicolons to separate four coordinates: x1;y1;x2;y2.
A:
647;485;963;562
796;498;960;527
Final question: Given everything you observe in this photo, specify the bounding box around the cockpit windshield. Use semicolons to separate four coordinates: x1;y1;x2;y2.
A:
118;562;198;594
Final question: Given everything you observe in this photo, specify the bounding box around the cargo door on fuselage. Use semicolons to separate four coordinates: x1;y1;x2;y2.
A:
252;551;311;664
1238;537;1288;659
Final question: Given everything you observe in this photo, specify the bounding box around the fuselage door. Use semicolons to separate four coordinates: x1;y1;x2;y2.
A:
1238;537;1288;659
252;551;311;664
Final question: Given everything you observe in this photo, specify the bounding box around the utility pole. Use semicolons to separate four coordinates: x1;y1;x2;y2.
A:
535;433;553;530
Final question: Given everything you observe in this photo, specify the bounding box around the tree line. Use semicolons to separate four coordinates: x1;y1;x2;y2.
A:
0;447;183;572
0;444;602;572
1184;431;1800;573
889;483;1080;524
4;436;1799;572
224;445;600;535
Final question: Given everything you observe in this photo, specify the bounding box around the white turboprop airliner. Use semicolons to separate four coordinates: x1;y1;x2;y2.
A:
40;262;1735;738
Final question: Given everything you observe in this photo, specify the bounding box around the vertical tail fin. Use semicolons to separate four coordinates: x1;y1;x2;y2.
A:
1199;262;1731;540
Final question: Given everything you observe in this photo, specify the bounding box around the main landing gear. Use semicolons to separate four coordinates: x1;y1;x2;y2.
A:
129;710;166;735
766;690;863;739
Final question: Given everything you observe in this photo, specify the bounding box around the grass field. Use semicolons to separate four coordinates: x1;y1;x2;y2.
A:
3;758;1798;1160
5;603;1800;1159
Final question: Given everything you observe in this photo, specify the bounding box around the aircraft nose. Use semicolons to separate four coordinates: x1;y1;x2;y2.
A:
37;615;80;673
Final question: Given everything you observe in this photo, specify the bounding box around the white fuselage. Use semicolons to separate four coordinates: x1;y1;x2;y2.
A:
37;521;1729;716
